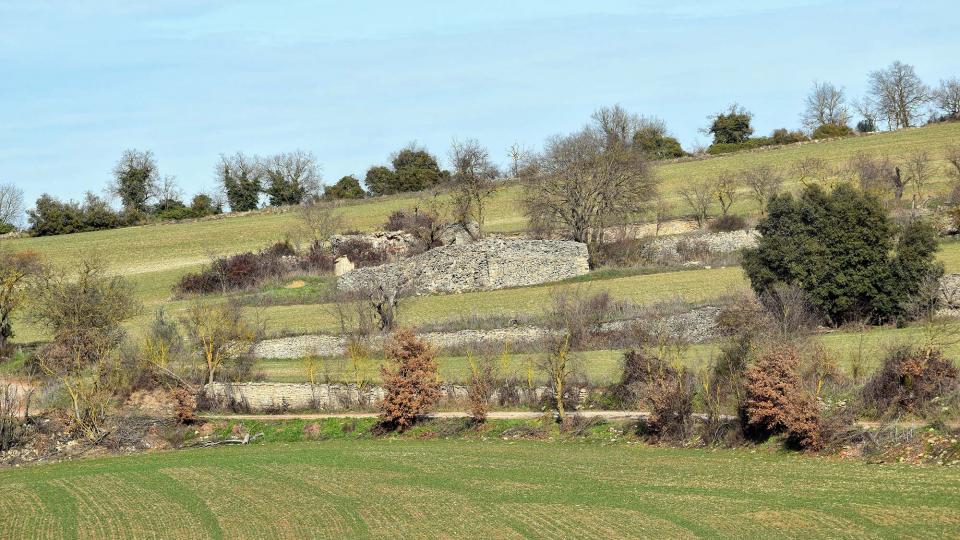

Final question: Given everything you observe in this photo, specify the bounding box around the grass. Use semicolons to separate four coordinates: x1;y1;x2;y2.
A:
1;435;958;538
6;122;960;345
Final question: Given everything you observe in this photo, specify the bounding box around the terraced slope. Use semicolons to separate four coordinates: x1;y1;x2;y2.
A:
1;439;958;538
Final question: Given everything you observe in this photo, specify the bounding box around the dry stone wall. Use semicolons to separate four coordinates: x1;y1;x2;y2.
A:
646;230;759;264
337;237;590;295
204;382;554;412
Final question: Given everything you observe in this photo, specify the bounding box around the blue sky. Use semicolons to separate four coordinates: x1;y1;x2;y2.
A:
1;0;958;210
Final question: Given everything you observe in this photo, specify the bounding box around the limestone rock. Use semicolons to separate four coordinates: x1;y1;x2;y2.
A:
334;256;354;276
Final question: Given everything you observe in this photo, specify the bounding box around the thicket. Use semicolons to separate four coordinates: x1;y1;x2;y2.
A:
176;240;333;296
743;184;942;325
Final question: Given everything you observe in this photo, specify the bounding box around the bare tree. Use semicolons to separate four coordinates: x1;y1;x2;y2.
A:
449;138;500;236
293;200;343;245
742;165;783;214
713;172;739;216
904;151;932;208
507;143;537;178
262;150;322;206
679;179;713;228
867;61;931;129
947;146;960;182
793;157;830;187
590;104;641;148
853;96;879;131
934;78;960;120
653;193;671;237
155;175;183;203
0;183;24;229
523;125;656;243
802;81;850;131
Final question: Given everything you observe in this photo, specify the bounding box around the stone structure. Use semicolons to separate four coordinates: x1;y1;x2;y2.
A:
939;273;960;309
646;229;759;264
253;325;557;359
338;237;590;295
203;382;554;412
329;231;416;259
333;256;354;276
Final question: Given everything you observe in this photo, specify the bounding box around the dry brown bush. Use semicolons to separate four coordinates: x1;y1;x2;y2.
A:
378;329;441;432
547;289;617;349
741;346;822;451
862;346;959;418
615;349;695;441
466;354;495;424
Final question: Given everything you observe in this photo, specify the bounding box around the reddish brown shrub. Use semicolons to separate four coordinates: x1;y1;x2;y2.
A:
171;387;197;425
741;346;822;450
862;346;959;417
378;329;441;432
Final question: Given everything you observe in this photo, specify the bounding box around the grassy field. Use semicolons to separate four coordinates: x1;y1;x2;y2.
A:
5;122;960;345
1;437;958;538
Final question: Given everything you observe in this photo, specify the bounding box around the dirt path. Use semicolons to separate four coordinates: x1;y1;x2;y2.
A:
200;410;654;421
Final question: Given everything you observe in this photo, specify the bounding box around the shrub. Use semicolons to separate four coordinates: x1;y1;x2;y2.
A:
743;184;943;325
589;238;650;268
812;123;855;140
547;289;615;349
857;118;877;133
771;128;808;145
706;137;774;155
614;349;694;441
708;214;747;232
741;346;822;450
324;175;365;200
862;346;959;417
466;354;495;424
28;193;139;237
378;329;441;431
333;238;389;268
176;240;329;296
183;300;258;385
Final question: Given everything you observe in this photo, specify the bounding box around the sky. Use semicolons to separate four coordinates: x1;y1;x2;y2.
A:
1;0;958;213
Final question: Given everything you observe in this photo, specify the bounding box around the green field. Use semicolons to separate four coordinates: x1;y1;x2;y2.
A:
1;437;958;538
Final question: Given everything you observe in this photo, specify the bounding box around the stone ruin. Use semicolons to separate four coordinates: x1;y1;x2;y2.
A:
337;237;590;295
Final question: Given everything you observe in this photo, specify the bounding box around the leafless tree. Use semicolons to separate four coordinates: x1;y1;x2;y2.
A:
793;157;830;187
262;150;322;205
679;179;713;228
293;200;344;245
903;151;932;207
713;172;739;216
591;104;641;148
853;96;879;130
867;61;931;129
946;146;960;182
0;183;24;228
449;138;500;236
653;194;671;237
802;81;850;131
507;142;537;178
742;165;783;214
155;175;183;203
934;78;960;120
523;125;656;243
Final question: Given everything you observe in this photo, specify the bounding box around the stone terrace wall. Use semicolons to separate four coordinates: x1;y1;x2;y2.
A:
204;382;553;412
253;326;558;359
337;237;590;295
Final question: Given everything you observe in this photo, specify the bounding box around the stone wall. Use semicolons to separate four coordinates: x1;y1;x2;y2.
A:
203;382;553;412
253;326;557;359
337;237;590;295
646;230;759;264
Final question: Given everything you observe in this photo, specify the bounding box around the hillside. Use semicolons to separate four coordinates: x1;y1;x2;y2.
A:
5;122;960;344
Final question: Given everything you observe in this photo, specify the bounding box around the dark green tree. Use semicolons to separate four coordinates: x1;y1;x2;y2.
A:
262;150;321;206
391;146;446;193
633;125;686;159
110;149;159;212
217;153;262;212
364;166;398;196
325;175;365;200
742;184;942;325
707;104;754;144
